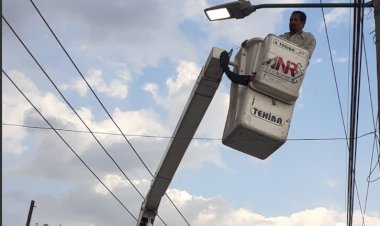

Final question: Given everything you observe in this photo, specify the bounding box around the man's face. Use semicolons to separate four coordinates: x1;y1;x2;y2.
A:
289;13;304;33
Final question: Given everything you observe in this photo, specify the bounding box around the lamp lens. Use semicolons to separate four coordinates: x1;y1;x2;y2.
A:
206;8;230;20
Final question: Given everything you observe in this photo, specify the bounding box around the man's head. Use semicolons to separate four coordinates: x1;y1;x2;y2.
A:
289;11;306;34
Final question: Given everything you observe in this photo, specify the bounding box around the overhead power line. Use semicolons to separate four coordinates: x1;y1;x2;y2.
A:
319;0;350;145
2;122;378;142
320;2;380;224
319;2;350;216
362;22;380;223
2;14;168;226
27;0;190;224
2;69;137;221
347;1;365;225
14;0;190;224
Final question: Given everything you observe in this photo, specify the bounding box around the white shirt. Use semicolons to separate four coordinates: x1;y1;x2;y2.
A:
280;31;316;57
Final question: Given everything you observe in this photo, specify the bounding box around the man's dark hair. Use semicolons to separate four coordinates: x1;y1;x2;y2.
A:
292;10;307;24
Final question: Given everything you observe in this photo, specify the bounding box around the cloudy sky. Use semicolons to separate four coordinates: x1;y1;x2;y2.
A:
2;0;380;225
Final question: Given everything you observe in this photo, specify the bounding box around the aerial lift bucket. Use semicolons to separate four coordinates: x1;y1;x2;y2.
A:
222;34;311;159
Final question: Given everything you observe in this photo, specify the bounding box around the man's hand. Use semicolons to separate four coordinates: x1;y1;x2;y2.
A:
219;51;230;71
241;39;248;47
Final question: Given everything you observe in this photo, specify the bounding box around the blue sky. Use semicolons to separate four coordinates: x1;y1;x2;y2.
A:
2;0;380;225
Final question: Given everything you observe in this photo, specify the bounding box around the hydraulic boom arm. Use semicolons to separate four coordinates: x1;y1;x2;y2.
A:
137;47;225;226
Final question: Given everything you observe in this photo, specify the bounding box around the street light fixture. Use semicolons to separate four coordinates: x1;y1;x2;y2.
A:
204;0;255;21
204;0;374;21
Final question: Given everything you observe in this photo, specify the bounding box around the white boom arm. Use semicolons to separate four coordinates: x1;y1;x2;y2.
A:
137;47;225;226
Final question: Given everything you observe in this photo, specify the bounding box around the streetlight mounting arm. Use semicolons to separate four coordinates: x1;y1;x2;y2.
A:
204;0;374;21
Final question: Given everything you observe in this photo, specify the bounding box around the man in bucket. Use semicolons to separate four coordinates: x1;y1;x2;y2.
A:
220;10;316;85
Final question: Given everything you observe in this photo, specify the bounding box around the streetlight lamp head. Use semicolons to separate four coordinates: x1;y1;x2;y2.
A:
204;1;255;21
205;8;231;21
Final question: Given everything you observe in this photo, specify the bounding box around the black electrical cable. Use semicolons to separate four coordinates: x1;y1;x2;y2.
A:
319;1;375;225
2;69;138;221
28;1;191;224
362;29;380;224
320;1;350;145
320;4;352;223
347;1;364;225
2;122;378;141
2;15;167;225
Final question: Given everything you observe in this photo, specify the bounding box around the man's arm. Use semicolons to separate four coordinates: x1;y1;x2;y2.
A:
304;32;316;57
220;51;254;85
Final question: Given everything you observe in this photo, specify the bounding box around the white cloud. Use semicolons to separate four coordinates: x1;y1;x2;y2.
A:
181;0;208;19
2;61;228;182
62;68;129;99
166;60;199;96
94;174;129;195
314;58;323;64
2;125;28;155
159;189;380;226
325;178;339;188
76;106;94;125
318;50;348;65
142;60;229;169
336;57;349;63
144;60;230;137
2;72;32;154
143;83;160;102
37;0;206;70
2;70;88;155
111;107;168;136
10;0;293;71
5;181;380;226
319;8;349;31
145;60;201;124
181;140;228;170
